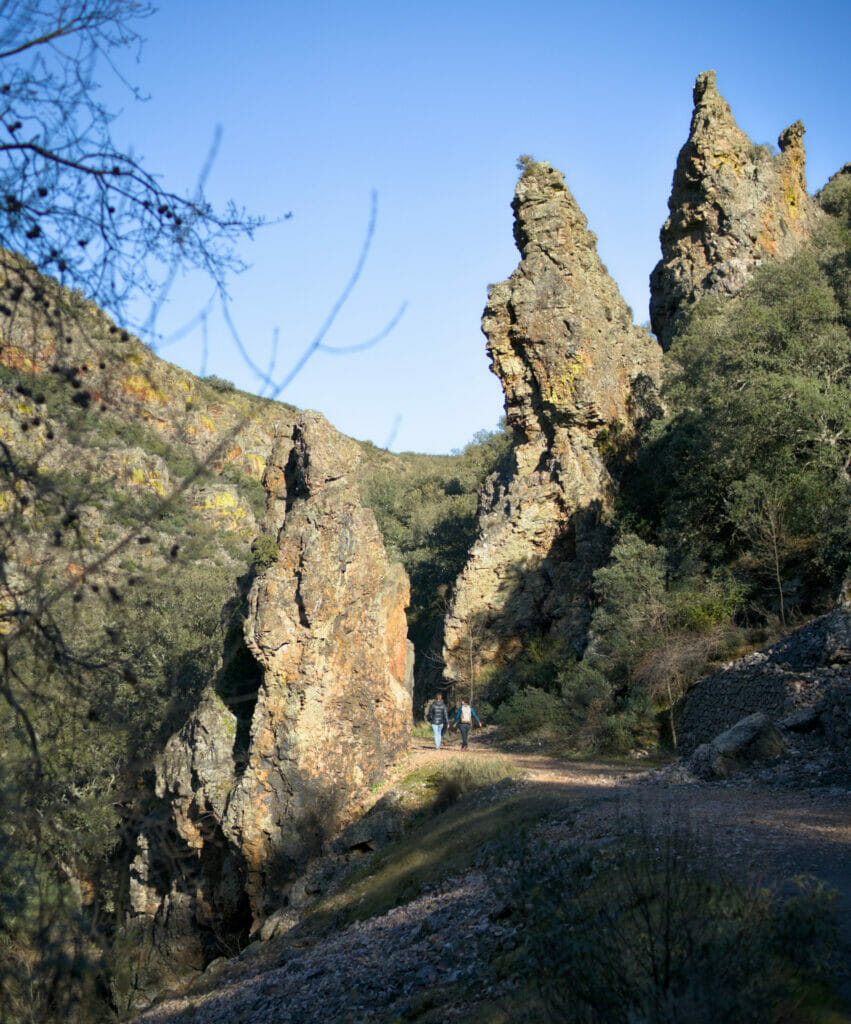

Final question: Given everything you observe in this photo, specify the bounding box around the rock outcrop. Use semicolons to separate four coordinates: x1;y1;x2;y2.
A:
650;70;821;349
129;411;413;990
441;161;662;686
225;411;413;923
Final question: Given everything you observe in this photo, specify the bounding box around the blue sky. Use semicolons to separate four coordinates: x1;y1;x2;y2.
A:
104;0;850;453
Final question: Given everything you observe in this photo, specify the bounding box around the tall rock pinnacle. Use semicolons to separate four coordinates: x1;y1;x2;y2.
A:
441;161;662;686
133;411;413;949
227;411;413;922
650;70;821;348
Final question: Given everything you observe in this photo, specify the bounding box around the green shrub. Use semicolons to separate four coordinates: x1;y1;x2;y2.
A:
249;533;279;571
494;687;568;741
204;374;235;393
493;815;840;1023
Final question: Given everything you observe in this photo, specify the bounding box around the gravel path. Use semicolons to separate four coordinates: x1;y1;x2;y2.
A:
135;733;851;1023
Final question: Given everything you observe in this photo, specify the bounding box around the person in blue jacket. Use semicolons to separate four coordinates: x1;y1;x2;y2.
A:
452;698;482;750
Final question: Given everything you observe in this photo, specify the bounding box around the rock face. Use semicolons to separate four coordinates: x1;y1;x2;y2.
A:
131;411;413;963
650;70;821;349
441;161;662;686
225;411;413;922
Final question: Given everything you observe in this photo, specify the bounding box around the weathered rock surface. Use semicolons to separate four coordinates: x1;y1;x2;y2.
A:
650;70;821;349
441;160;662;684
687;712;786;780
128;412;413;998
225;411;413;923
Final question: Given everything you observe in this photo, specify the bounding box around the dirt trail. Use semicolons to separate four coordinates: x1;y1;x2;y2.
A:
137;730;851;1023
386;725;851;993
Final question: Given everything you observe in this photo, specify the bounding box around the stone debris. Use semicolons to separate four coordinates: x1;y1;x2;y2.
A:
136;871;520;1024
677;589;851;756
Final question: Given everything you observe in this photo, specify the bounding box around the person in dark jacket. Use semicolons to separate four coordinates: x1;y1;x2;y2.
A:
426;693;450;749
451;699;482;750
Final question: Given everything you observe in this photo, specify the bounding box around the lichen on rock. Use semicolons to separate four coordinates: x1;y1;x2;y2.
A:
135;410;414;951
650;70;822;349
441;160;662;686
224;411;413;922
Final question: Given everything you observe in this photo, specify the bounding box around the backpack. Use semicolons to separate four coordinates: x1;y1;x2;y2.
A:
460;704;472;724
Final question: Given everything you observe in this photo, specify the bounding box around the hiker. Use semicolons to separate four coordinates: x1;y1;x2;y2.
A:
451;698;482;750
426;693;450;749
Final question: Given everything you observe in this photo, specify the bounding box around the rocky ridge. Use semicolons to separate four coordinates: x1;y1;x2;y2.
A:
650;70;821;349
441;160;662;683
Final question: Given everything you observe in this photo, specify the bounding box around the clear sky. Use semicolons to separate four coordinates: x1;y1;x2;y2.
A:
103;0;850;454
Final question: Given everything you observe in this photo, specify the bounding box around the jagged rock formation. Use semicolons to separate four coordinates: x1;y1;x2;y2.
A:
441;161;662;686
128;412;413;998
225;411;413;923
650;70;822;349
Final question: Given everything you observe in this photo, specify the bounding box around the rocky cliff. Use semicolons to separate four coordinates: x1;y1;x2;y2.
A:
441;161;662;686
128;412;413;997
650;70;821;349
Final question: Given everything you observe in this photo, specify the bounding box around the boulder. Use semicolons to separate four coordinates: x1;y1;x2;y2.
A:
689;712;785;779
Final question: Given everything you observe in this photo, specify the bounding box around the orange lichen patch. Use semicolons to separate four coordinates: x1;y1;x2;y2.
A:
66;563;86;577
242;452;266;480
224;443;243;462
386;600;409;682
145;416;173;433
0;344;54;374
757;206;780;256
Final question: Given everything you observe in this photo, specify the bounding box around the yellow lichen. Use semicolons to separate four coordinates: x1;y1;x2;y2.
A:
121;373;170;404
545;353;588;404
129;465;166;496
710;151;746;175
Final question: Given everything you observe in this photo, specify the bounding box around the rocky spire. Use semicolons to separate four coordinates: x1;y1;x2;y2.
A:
133;411;413;946
226;411;413;923
440;160;662;686
650;70;821;349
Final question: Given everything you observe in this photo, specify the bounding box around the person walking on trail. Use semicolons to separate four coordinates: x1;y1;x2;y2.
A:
426;693;450;750
452;699;482;750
